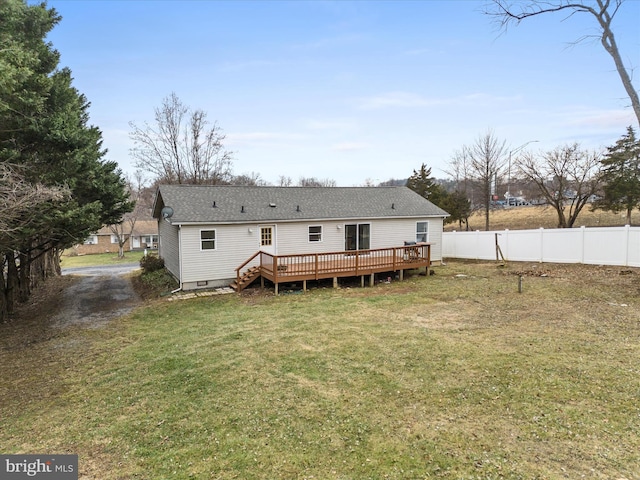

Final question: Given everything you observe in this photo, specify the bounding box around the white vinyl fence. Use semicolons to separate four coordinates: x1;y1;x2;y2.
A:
442;225;640;267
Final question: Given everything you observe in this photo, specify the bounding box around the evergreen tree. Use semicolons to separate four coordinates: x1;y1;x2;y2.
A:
0;0;133;320
406;164;436;199
440;190;472;230
593;126;640;225
406;163;443;202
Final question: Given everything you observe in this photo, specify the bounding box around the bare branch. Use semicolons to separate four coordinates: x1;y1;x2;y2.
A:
516;143;602;227
485;0;639;126
130;93;233;185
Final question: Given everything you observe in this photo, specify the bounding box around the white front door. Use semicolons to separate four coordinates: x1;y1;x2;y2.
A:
259;225;276;255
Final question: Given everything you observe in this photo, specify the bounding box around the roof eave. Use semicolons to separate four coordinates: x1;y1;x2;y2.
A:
168;213;448;226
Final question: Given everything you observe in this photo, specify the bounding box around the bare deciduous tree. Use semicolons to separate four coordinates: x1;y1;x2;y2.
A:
278;175;293;187
0;163;67;251
517;143;602;227
130;93;234;184
486;0;640;127
230;172;269;186
467;131;508;230
108;170;149;258
297;177;337;187
446;146;478;230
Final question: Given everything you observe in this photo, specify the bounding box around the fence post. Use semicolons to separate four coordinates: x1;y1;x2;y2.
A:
625;224;630;266
539;227;544;263
581;226;586;264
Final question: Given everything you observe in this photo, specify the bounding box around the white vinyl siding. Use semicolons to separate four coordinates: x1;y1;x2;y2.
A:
180;224;260;285
263;218;442;257
275;222;344;254
175;216;444;289
158;220;180;281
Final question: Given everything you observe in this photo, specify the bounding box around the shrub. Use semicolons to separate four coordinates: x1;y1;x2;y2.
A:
140;269;178;292
139;254;165;273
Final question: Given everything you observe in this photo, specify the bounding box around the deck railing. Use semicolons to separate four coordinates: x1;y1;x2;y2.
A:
236;243;431;287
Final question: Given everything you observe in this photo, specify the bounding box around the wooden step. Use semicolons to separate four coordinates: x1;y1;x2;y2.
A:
231;266;262;292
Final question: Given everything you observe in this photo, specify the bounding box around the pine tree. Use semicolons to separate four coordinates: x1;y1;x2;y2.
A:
593;127;640;225
407;164;438;200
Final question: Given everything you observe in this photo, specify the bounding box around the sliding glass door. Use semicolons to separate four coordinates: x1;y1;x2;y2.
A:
345;223;370;251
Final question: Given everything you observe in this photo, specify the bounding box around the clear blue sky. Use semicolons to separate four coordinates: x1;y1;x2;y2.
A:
44;0;639;186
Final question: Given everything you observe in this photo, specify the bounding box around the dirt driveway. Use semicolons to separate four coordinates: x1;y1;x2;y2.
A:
53;266;142;329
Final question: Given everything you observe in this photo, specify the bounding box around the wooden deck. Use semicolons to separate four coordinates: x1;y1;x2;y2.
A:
233;243;431;293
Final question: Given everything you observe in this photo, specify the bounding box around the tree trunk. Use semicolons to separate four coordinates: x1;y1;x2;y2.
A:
555;204;568;228
18;251;30;302
596;0;640;128
5;253;19;315
49;249;62;276
0;260;8;323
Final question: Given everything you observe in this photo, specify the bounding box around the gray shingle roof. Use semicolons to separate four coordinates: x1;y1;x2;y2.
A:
152;185;449;224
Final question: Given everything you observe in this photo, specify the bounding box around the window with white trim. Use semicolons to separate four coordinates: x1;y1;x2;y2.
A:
345;223;370;251
308;225;322;242
110;234;119;244
200;230;216;250
416;222;428;243
83;235;98;245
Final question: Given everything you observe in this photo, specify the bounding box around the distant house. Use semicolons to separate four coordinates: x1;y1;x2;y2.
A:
73;220;158;255
152;185;448;292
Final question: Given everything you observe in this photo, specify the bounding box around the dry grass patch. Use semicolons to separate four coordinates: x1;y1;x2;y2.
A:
1;261;639;479
446;204;640;231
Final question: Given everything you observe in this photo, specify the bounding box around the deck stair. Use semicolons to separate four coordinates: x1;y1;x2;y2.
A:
231;266;261;292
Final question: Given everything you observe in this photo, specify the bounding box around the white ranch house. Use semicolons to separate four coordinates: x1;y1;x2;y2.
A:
152;185;448;292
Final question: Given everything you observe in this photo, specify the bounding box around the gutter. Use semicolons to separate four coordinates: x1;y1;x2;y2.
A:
178;224;183;293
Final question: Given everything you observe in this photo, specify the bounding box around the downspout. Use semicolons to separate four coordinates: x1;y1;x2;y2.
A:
172;224;183;294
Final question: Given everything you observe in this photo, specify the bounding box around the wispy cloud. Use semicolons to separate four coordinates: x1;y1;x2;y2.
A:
357;91;520;110
561;108;636;129
402;47;442;57
357;91;444;110
217;59;280;72
305;118;356;131
290;33;367;51
226;131;306;147
331;141;370;152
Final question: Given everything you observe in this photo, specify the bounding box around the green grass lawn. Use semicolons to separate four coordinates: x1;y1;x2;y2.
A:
60;251;144;268
2;261;639;479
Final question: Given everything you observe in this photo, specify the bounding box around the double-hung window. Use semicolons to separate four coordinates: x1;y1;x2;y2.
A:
416;222;428;243
201;230;216;250
308;225;322;242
